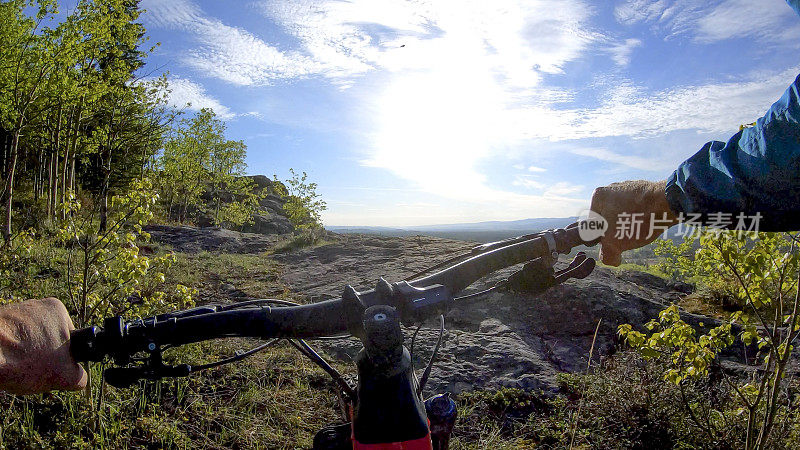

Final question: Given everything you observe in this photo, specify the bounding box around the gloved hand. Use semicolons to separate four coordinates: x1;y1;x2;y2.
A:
0;298;88;394
589;179;679;266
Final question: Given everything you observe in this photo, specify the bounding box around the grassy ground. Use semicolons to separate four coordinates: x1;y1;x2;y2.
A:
0;340;348;448
5;237;795;448
2;242;570;449
168;250;290;301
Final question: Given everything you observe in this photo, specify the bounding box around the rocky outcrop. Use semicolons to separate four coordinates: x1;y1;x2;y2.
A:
270;234;711;395
242;213;294;235
145;227;763;396
196;175;295;236
145;224;289;253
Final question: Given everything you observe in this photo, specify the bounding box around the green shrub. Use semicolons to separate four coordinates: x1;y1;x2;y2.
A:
57;180;195;326
272;228;328;254
622;230;800;449
275;169;326;231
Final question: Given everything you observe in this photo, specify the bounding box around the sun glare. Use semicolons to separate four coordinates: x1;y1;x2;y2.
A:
371;63;509;200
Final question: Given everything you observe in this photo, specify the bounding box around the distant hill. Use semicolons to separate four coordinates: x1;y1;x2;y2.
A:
326;217;577;243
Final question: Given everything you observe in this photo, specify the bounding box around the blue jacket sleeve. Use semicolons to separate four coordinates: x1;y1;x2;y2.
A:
665;0;800;231
665;72;800;231
789;0;800;15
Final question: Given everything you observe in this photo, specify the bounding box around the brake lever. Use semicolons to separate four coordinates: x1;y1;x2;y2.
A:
503;252;595;294
553;253;595;283
104;363;192;389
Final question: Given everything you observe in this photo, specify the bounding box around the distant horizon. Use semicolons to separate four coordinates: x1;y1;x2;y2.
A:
324;216;577;229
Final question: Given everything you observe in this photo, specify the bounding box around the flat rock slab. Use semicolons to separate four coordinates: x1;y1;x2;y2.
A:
143;226;796;394
271;234;699;394
145;224;287;253
271;234;474;302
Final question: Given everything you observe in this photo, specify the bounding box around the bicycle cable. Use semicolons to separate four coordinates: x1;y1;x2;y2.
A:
417;314;445;397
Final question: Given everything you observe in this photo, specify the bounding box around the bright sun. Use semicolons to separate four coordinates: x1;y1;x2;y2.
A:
370;64;510;200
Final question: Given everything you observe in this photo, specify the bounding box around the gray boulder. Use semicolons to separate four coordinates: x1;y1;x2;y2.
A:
259;193;288;216
144;224;287;253
242;213;294;235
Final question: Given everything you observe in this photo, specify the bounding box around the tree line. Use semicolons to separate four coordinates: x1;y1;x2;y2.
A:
1;0;166;237
0;0;318;239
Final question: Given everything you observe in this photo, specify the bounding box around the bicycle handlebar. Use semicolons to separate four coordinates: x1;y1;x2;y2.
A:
70;223;596;365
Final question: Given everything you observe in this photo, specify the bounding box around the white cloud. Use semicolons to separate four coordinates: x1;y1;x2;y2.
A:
513;177;584;196
513;175;546;190
568;147;671;171
162;77;235;119
614;0;800;43
147;0;598;88
139;0;203;28
561;66;799;139
180;26;316;86
614;0;698;33
607;38;642;65
695;0;800;43
491;66;797;143
141;0;317;86
544;182;584;196
528;165;547;172
257;0;597;82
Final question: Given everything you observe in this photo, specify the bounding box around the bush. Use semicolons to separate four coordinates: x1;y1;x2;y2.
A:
452;352;756;449
622;230;800;449
56;180;195;326
0;229;48;306
272;228;327;254
276;169;326;231
0;181;196;327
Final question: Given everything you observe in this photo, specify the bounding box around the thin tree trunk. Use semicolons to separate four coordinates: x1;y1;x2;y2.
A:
62;141;69;206
3;130;20;242
99;192;108;231
61;106;74;206
54;104;63;218
98;146;112;232
37;137;45;199
52;146;59;216
68;100;82;195
34;142;43;202
69;152;76;193
47;147;54;218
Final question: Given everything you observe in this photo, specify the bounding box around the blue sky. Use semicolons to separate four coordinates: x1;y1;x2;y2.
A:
135;0;800;226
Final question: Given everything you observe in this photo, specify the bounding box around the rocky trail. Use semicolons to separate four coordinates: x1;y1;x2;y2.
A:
271;233;696;394
145;224;285;254
148;226;733;395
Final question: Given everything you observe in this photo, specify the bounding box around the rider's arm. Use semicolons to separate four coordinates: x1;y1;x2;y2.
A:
0;298;87;394
665;0;800;229
789;0;800;15
665;71;800;231
592;0;800;265
592;72;800;265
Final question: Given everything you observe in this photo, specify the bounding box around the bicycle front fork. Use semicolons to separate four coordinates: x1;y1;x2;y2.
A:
313;305;457;450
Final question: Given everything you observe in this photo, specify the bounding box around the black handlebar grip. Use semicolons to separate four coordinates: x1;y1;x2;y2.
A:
563;222;601;249
70;326;105;363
